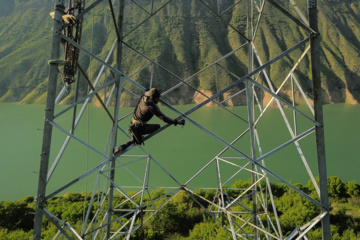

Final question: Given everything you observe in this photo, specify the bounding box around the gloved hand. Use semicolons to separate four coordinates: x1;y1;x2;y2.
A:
174;119;185;126
50;12;76;24
62;14;76;24
178;119;185;126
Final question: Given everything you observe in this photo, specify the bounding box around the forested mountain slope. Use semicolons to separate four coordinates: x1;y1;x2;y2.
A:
0;0;359;105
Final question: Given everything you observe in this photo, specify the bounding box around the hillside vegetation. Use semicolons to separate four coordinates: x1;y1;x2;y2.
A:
0;178;359;239
0;0;359;105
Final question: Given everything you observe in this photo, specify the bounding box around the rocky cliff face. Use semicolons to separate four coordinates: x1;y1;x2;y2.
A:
0;0;359;106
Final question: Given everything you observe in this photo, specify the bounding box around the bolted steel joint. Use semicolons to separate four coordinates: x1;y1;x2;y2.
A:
308;0;317;9
56;0;65;5
35;194;45;205
310;32;320;39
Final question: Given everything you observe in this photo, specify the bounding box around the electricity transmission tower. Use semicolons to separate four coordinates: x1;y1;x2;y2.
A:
33;0;330;239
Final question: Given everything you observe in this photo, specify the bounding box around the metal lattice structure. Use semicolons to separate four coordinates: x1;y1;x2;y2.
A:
34;0;330;239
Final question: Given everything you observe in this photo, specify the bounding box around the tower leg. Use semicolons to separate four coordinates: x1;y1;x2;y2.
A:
107;0;126;238
308;1;331;239
33;1;64;239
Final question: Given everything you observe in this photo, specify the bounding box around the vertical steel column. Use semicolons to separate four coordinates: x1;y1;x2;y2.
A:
33;1;65;239
107;0;125;238
308;0;331;239
247;0;258;239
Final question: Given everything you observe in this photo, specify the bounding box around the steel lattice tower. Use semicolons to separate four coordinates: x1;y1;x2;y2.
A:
33;0;330;239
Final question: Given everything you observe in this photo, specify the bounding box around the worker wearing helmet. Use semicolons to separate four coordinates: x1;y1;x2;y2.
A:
113;88;183;154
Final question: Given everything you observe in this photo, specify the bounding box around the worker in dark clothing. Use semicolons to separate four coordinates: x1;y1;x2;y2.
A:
113;88;184;155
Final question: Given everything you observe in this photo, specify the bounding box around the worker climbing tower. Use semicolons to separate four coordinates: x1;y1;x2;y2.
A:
34;0;330;239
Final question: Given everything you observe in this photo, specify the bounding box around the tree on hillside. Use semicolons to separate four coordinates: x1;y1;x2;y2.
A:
0;196;34;231
276;184;318;234
347;180;360;197
328;176;347;198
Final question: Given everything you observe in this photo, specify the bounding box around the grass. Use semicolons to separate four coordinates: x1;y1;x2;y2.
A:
331;197;360;219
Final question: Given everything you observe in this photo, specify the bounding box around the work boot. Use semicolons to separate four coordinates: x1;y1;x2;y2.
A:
113;146;123;155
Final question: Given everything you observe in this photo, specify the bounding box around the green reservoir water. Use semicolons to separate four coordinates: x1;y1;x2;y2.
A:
0;103;359;201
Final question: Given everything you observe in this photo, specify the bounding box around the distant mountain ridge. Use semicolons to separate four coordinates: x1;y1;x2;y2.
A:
0;0;359;105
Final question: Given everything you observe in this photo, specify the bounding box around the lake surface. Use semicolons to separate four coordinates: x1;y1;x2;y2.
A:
0;103;359;201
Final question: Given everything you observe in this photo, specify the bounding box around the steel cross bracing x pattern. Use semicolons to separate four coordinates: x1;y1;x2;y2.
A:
34;0;330;239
